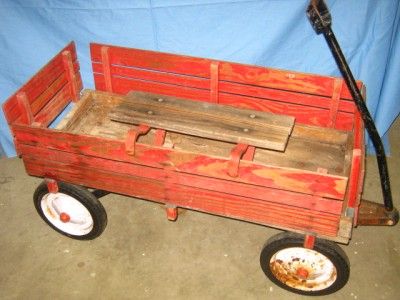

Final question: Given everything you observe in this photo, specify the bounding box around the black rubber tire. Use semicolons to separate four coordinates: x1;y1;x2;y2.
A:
260;232;350;296
34;181;107;240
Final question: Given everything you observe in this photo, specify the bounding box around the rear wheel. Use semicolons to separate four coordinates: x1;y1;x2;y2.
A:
260;232;349;296
34;181;107;240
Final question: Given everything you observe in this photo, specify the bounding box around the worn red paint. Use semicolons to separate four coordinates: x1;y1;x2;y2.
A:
2;42;367;243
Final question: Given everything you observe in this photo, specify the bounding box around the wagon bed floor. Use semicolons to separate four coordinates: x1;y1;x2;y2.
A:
57;89;353;176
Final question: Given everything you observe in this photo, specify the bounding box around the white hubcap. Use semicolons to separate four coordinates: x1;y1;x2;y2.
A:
269;247;337;291
41;193;93;236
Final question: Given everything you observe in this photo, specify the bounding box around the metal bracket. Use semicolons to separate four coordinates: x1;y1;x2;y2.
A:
357;199;399;226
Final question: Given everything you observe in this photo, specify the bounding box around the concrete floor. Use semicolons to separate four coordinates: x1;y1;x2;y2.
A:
1;118;399;300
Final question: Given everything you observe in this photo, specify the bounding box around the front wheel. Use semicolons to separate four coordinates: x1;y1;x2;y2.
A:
260;232;349;296
34;181;107;240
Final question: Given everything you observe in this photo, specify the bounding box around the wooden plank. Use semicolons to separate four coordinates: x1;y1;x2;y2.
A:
54;90;351;175
90;43;362;101
169;184;339;237
19;144;340;236
92;62;355;113
23;156;339;237
218;92;355;130
90;43;211;78
12;125;348;199
16;92;33;125
23;157;166;203
3;61;80;125
16;143;343;215
62;50;80;101
2;42;79;124
109;91;295;151
34;84;73;127
94;74;354;130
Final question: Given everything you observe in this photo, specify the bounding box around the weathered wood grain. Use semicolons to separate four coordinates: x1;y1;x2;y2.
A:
109;91;295;151
20;146;340;237
13;123;348;199
2;42;82;126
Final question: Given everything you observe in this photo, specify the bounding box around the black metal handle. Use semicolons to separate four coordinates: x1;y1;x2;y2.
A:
307;0;394;211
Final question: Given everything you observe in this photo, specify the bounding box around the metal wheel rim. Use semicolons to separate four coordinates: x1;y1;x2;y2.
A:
40;192;94;236
269;247;337;291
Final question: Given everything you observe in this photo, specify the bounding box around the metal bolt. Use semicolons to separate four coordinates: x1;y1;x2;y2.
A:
243;128;249;133
147;110;154;115
158;98;164;102
249;114;256;119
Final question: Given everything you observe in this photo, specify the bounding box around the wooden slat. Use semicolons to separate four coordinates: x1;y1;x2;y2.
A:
16;143;343;215
22;156;339;237
3;42;80;125
34;84;73;127
109;91;295;151
18;144;340;236
92;62;355;113
58;89;351;176
90;43;362;101
94;73;354;130
12;124;348;199
169;184;339;237
23;157;166;203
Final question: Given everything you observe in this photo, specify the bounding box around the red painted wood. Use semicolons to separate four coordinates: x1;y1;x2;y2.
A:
168;171;343;215
91;43;211;78
19;143;340;237
33;84;73;127
210;61;219;103
218;92;354;130
100;46;113;92
92;63;210;90
3;42;81;125
94;73;354;130
168;184;339;237
166;205;178;221
92;62;355;113
16;143;343;215
62;50;79;102
45;178;59;193
16;92;33;125
23;154;339;237
243;146;255;161
303;235;316;249
228;143;249;177
347;110;365;212
328;78;344;128
154;129;166;146
23;157;166;203
12;125;348;199
90;43;362;101
346;149;362;208
125;125;151;156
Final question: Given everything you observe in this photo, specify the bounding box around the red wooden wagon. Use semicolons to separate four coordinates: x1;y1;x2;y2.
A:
2;3;398;295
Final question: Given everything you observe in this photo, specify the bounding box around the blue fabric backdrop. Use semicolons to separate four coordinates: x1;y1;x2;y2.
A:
1;0;399;157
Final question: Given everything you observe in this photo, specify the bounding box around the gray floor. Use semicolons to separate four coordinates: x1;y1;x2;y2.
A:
1;118;399;300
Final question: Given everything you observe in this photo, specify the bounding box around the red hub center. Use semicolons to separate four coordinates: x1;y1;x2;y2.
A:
60;212;70;223
296;267;309;279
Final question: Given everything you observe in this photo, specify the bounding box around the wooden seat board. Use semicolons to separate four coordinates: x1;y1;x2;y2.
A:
109;92;295;151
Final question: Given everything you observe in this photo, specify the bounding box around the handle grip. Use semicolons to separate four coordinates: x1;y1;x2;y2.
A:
307;0;332;34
